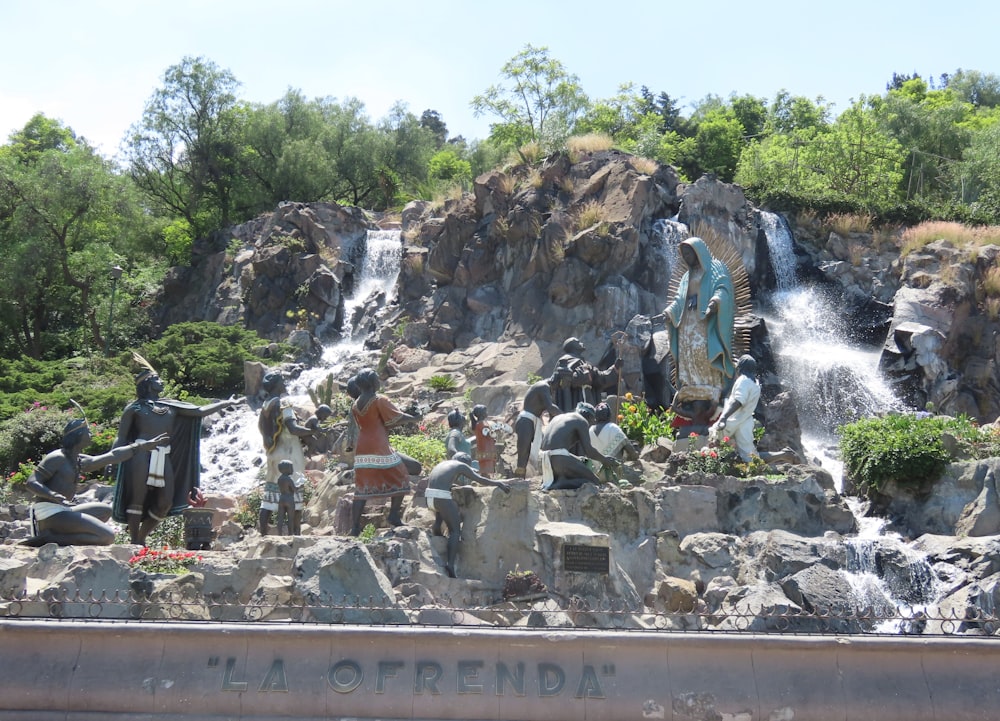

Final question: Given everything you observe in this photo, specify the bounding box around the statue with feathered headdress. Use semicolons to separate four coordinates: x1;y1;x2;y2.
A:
111;352;242;545
21;401;169;546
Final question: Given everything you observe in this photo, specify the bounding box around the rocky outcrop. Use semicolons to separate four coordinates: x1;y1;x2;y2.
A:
3;462;1000;634
151;201;374;344
790;219;1000;424
880;240;1000;420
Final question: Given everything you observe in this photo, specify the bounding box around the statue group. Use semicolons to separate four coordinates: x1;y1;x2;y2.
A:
20;234;794;577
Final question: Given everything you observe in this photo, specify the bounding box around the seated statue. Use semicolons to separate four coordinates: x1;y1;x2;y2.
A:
589;402;640;483
539;403;619;491
23;414;168;546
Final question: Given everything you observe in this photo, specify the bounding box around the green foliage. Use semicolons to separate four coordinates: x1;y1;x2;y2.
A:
4;459;36;487
0;119;160;360
0;406;71;474
162;218;195;265
679;434;769;478
472;44;589;154
428;148;471;185
617;394;675;446
358;523;377;543
125;56;244;236
837;413;975;493
0;355;136;428
232;487;262;529
427;374;458;392
141;321;283;396
389;433;446;471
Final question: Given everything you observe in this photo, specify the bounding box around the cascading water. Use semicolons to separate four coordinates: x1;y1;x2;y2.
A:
758;210;797;291
198;229;404;497
760;211;939;623
650;218;688;289
760;213;905;462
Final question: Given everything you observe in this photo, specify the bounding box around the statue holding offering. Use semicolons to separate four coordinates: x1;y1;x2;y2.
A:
24;404;168;546
113;353;241;546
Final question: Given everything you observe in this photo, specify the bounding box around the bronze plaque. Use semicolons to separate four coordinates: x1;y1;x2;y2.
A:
562;544;609;574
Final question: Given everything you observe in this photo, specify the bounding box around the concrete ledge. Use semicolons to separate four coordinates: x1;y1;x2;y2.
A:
2;619;999;720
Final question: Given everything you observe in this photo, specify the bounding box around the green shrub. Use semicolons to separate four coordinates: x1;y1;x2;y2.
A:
359;523;377;543
426;374;457;392
0;355;148;429
618;394;675;446
233;487;263;529
141;321;289;396
116;514;185;549
390;433;446;471
0;406;70;474
837;414;970;493
678;433;770;479
4;459;36;487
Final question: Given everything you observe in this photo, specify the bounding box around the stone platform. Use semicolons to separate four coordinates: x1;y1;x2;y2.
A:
1;620;998;719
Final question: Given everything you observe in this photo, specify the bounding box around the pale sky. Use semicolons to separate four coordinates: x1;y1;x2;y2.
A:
3;0;998;159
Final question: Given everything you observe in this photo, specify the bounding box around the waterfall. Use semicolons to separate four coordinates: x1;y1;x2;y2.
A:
761;220;939;625
198;229;403;497
650;218;688;291
759;211;797;291
768;286;905;439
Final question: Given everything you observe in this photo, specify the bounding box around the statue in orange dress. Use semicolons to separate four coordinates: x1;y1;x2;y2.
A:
349;368;419;535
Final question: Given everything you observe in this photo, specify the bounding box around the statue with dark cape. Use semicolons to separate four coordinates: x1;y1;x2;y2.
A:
112;354;240;545
553;337;620;412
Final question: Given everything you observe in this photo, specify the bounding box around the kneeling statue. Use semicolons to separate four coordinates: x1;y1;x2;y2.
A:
23;411;168;546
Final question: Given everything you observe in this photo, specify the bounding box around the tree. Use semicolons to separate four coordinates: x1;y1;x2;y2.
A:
877;83;973;203
0;117;157;359
687;107;745;181
241;89;343;210
419;110;449;147
808;98;906;205
428;148;472;185
471;44;589;154
958;119;1000;217
639;86;685;135
379;102;437;203
124;56;246;240
768;90;831;134
730;94;769;140
943;69;1000;109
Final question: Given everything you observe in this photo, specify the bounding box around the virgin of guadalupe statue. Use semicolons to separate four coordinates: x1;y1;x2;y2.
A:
664;236;750;416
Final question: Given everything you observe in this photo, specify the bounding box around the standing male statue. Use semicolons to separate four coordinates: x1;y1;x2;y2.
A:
24;412;168;546
514;370;564;477
709;354;799;465
113;355;240;545
553;337;620;412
